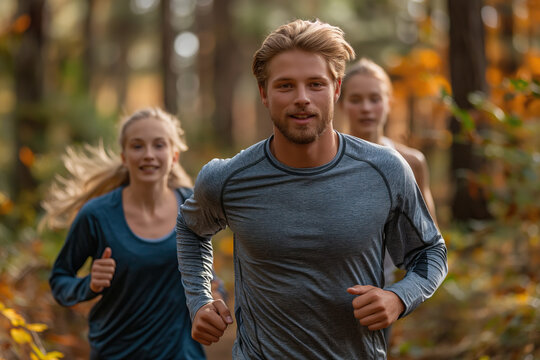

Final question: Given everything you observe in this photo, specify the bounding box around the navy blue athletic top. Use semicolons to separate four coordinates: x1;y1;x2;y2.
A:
50;187;206;360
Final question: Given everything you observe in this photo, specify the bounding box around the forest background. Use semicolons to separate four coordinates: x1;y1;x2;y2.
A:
0;0;539;359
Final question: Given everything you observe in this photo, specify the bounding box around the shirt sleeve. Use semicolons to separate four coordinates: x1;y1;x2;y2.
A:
176;159;228;321
382;151;448;317
49;206;101;307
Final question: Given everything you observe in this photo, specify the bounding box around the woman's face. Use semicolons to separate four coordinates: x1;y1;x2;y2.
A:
341;74;390;142
121;117;178;186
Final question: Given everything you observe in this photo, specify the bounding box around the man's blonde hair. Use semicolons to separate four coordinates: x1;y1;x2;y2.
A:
252;19;355;89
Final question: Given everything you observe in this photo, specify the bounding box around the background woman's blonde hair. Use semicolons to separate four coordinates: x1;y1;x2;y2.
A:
252;19;355;89
39;107;192;231
341;58;393;99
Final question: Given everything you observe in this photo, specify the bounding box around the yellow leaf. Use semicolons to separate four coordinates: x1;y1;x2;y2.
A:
0;302;4;310
515;292;529;305
10;328;32;344
415;48;441;70
2;308;26;326
44;351;64;360
30;354;39;360
27;323;48;332
526;52;540;76
31;344;45;359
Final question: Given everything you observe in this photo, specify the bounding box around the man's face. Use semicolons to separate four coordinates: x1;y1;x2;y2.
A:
259;49;340;145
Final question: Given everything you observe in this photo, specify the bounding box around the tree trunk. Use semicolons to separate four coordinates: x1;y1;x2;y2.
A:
161;0;177;114
195;1;215;131
498;2;518;75
109;2;131;109
447;0;491;221
13;0;45;198
212;0;238;148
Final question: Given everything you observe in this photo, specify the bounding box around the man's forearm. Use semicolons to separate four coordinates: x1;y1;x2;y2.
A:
176;213;216;321
385;240;447;317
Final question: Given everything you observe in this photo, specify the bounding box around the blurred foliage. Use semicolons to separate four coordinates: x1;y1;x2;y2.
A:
388;78;540;359
0;237;67;359
0;301;63;360
442;78;539;225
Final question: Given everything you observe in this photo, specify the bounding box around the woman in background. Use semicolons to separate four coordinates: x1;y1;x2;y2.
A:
340;58;438;345
42;107;225;360
340;58;437;219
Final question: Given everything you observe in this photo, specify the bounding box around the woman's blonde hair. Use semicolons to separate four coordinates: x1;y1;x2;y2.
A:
341;58;393;99
40;107;192;231
252;19;355;89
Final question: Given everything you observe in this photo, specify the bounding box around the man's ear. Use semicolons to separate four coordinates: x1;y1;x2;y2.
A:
172;150;179;163
121;152;126;165
334;78;342;103
258;84;268;107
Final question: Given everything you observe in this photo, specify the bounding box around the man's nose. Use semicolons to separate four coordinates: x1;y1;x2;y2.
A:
294;87;310;107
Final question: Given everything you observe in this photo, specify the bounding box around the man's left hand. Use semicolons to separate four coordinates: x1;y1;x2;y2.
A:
347;285;405;330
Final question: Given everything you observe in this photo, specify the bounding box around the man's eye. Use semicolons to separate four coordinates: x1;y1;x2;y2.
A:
311;82;323;88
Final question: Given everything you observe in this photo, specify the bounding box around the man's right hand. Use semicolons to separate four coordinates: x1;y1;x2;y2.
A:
192;300;233;345
90;247;116;293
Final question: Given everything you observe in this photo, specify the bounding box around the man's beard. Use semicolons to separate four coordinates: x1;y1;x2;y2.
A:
273;114;330;145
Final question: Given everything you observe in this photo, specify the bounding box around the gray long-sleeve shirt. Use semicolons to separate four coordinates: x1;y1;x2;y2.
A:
177;132;448;359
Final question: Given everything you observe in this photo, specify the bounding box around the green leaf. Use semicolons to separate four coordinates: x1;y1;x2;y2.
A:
440;86;451;99
453;107;475;131
440;90;476;131
468;91;507;123
509;78;529;92
504;114;522;127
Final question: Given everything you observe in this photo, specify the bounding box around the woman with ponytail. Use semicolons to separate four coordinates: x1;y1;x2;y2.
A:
42;107;223;360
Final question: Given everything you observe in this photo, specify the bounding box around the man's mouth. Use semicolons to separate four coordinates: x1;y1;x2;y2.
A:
291;114;312;119
290;113;315;124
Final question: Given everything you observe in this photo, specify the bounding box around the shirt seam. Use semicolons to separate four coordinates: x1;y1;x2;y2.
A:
343;152;394;219
220;156;267;224
263;134;347;176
